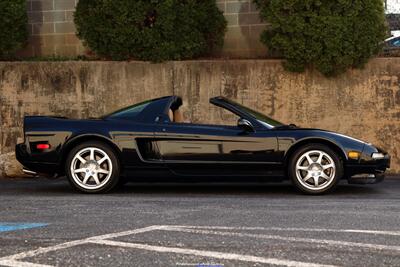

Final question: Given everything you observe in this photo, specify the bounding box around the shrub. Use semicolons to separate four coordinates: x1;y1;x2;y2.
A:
254;0;388;76
0;0;28;57
74;0;227;61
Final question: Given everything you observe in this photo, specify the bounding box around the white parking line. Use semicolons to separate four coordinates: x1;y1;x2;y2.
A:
89;239;338;267
161;226;400;253
170;225;400;237
0;260;51;267
1;224;399;267
87;225;162;241
0;225;159;267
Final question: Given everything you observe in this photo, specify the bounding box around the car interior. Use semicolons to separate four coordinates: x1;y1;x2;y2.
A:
168;97;185;123
168;107;185;123
167;96;240;127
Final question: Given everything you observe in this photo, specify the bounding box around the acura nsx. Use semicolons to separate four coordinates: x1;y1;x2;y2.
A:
16;96;390;194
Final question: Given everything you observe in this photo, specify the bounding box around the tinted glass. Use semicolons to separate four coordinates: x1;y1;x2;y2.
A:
392;39;400;47
104;100;152;120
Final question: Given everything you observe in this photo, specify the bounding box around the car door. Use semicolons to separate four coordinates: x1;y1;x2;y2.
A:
153;122;280;176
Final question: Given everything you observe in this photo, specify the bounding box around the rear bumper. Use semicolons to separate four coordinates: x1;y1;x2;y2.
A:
16;144;59;175
16;143;28;162
22;168;38;176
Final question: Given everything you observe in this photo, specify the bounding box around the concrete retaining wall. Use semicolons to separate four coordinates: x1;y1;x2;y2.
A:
1;58;400;176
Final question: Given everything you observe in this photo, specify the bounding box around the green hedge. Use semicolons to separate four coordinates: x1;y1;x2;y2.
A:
74;0;227;61
0;0;28;57
254;0;387;76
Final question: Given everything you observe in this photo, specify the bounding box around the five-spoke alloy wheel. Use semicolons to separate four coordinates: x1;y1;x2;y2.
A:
289;144;343;194
66;141;120;193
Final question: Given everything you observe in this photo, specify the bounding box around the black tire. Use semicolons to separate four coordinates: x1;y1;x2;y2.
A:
288;144;343;195
65;141;120;194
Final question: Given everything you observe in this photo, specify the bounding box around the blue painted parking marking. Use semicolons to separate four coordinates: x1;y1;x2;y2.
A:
0;223;48;233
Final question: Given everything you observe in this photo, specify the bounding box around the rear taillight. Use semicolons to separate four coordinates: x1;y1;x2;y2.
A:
36;144;50;150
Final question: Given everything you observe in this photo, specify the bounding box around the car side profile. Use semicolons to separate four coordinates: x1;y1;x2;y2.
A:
16;96;390;194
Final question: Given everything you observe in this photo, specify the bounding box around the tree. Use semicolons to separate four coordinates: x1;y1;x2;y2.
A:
254;0;388;76
0;0;28;57
74;0;227;61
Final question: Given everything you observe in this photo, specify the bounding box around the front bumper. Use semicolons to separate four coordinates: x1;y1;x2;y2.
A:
348;173;385;184
346;152;390;184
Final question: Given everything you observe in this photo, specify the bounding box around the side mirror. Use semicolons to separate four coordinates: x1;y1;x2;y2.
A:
237;118;254;132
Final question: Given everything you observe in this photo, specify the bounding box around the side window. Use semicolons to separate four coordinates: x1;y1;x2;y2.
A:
106;101;151;120
171;98;240;126
188;104;240;126
212;105;240;126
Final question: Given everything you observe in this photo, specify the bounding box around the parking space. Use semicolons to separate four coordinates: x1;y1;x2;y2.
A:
0;178;400;266
1;224;400;266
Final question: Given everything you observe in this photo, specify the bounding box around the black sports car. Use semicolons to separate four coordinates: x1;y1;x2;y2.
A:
16;96;390;194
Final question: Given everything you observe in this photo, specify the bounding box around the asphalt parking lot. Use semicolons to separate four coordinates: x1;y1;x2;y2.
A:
0;177;399;267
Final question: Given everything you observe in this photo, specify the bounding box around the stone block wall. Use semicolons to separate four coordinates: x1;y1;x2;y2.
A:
216;0;268;58
20;0;84;57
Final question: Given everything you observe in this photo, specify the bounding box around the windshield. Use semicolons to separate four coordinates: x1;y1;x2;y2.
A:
225;99;285;128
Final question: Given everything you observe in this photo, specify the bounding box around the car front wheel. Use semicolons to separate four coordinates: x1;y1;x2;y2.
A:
65;141;120;193
289;144;343;194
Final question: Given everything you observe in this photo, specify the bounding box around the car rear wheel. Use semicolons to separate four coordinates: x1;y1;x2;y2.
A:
65;141;120;193
289;144;343;194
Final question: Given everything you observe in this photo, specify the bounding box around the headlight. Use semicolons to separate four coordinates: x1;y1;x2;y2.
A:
372;152;385;159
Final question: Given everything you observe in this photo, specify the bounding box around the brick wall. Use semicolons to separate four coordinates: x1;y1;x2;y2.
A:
216;0;268;58
20;0;83;57
19;0;268;58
